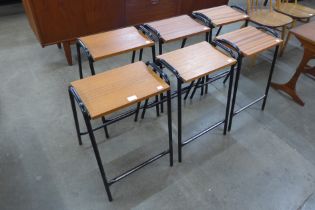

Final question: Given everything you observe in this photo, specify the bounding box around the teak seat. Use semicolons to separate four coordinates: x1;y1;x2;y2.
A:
217;26;282;56
246;0;292;55
274;0;315;55
71;62;169;119
216;26;283;131
77;26;155;79
142;15;210;55
157;41;237;162
193;5;249;38
69;61;173;202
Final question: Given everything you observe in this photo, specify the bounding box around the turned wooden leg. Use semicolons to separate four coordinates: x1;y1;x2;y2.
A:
271;48;313;106
63;41;73;66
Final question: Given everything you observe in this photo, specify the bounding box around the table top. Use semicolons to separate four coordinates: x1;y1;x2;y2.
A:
157;41;236;83
217;26;283;57
194;5;248;27
147;15;210;43
79;27;154;61
71;61;169;119
291;21;315;45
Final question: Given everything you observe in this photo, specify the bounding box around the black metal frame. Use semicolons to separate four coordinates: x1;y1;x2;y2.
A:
69;62;173;201
156;42;240;162
220;26;281;131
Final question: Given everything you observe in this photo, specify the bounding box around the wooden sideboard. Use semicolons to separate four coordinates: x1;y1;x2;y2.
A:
23;0;229;65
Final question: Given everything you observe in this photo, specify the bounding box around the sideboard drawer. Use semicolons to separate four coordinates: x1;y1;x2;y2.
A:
125;0;181;25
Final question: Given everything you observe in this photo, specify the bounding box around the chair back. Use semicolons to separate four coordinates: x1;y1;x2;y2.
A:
247;0;274;12
276;0;297;8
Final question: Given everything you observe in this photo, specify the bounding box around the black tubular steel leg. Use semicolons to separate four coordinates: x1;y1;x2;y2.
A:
262;46;279;110
223;71;230;84
89;61;96;76
160;93;164;113
131;51;136;63
155;95;160;117
141;99;149;119
177;80;183;162
151;45;156;62
190;78;202;99
184;80;195;100
223;66;235;135
166;90;173;166
76;43;83;79
216;26;223;37
228;57;243;131
134;102;141;122
69;91;83;145
205;75;209;94
206;32;210;42
245;20;249;27
159;42;163;55
181;38;187;48
200;77;205;96
83;116;113;201
101;117;110;138
139;49;143;61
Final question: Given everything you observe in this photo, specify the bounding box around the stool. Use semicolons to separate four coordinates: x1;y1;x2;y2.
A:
216;26;283;131
68;61;173;201
156;41;238;162
189;5;248;98
77;26;155;79
193;5;249;40
139;15;211;115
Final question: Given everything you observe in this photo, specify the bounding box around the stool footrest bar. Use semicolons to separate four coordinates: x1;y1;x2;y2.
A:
108;150;170;186
233;95;266;116
182;120;225;146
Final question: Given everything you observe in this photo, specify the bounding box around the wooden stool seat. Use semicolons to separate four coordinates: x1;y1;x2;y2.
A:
71;61;169;119
78;27;154;61
275;3;315;19
147;15;210;43
249;9;293;28
217;26;283;57
194;5;248;27
157;41;236;83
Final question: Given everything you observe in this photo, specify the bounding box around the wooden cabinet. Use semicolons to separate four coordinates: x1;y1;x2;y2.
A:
125;0;182;25
23;0;229;65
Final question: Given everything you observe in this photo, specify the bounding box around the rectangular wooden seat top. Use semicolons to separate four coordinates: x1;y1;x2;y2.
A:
194;5;248;27
71;61;169;119
216;26;283;57
147;15;210;43
290;21;315;45
157;41;236;83
78;27;154;61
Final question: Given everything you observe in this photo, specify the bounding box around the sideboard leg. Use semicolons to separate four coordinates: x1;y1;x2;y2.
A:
63;41;73;66
57;43;62;49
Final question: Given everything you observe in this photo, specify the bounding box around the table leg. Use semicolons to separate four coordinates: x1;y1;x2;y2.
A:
271;49;314;106
62;41;73;66
304;65;315;77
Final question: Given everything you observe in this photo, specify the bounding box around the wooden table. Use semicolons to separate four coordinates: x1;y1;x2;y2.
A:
271;21;315;106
